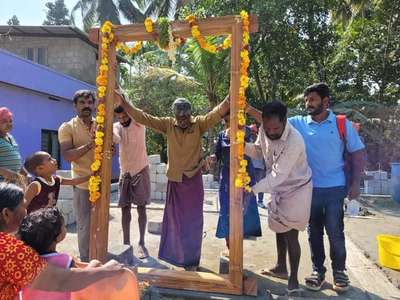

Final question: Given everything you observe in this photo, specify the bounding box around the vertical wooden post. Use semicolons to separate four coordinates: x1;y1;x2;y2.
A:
89;36;117;262
229;19;243;291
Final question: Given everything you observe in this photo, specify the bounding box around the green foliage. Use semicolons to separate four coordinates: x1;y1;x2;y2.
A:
43;0;71;25
122;60;209;161
157;17;170;49
7;15;20;26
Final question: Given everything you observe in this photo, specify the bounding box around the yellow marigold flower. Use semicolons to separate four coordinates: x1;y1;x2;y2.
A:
95;137;104;146
144;18;153;32
245;186;252;193
98;86;106;94
185;15;196;24
243;31;250;44
240;10;249;19
97;104;106;112
95;131;104;138
91;160;101;172
222;35;232;49
96;116;105;124
240;75;249;87
235;177;244;188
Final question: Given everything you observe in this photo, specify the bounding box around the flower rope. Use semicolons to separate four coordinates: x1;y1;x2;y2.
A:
89;21;114;203
234;10;251;192
186;15;231;53
91;12;251;201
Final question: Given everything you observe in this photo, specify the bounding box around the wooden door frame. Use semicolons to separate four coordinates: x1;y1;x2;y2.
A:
88;14;258;296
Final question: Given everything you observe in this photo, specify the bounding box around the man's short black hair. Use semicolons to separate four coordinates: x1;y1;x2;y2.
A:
19;207;64;255
261;100;287;122
73;90;96;104
114;105;124;113
304;82;330;100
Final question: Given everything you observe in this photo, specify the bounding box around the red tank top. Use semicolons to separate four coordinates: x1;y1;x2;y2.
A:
27;176;61;213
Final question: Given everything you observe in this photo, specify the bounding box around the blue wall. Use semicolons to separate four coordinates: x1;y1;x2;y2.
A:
0;49;119;178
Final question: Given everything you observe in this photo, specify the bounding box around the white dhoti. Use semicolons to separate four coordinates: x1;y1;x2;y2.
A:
267;180;312;233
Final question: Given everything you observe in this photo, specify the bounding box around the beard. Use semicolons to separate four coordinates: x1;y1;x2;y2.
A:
266;133;281;140
306;103;324;116
121;118;132;128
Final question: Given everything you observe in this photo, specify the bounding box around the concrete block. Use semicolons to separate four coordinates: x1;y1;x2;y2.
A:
219;254;229;274
156;163;166;174
57;199;75;225
106;244;134;265
150;173;156;182
148;155;161;164
155;192;162;200
155;182;167;193
58;185;73;200
148;219;163;235
149;165;157;174
156;174;168;183
56;170;72;178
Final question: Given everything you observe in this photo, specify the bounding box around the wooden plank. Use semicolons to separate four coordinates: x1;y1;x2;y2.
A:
88;28;99;44
89;15;258;43
89;36;117;262
137;268;242;295
228;20;244;291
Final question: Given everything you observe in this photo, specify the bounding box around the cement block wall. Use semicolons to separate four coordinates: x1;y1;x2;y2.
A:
0;37;96;84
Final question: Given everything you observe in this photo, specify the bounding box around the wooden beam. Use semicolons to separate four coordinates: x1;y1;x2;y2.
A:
89;35;117;262
88;15;258;44
137;268;241;295
228;20;244;291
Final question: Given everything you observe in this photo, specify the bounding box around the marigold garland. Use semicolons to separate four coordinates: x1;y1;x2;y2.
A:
186;15;231;53
90;21;114;203
234;10;252;192
92;12;251;201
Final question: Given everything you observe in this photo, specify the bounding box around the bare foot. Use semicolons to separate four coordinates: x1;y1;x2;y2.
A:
137;244;149;259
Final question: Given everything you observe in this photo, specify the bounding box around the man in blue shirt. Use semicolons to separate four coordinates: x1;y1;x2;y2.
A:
289;83;365;292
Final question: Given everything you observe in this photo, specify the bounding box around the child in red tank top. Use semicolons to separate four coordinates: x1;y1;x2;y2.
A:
23;151;90;213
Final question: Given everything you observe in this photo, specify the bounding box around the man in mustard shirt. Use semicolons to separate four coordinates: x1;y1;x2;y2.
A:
58;90;95;262
115;90;229;270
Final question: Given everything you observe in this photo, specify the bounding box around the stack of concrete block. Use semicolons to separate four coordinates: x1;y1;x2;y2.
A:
56;170;75;225
203;174;219;189
364;170;390;195
149;155;168;201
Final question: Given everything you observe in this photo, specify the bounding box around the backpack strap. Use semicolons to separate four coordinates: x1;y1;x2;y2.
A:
336;114;347;140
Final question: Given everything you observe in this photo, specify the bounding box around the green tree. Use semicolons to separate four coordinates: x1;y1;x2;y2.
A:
7;15;20;25
71;0;186;31
331;0;400;103
43;0;71;25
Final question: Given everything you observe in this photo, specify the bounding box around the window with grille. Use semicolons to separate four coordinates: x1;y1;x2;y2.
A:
41;129;60;164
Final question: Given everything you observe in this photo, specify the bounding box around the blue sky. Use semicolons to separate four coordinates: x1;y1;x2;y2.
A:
0;0;78;25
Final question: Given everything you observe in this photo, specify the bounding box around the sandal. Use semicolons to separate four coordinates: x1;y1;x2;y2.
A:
305;271;325;291
260;268;289;280
333;270;350;292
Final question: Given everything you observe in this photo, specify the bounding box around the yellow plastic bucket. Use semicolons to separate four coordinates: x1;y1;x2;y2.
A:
377;234;400;270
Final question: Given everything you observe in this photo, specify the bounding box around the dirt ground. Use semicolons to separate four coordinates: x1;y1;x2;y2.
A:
345;196;400;289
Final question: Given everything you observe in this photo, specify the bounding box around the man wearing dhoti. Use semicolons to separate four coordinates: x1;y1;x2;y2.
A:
246;100;312;295
115;90;229;270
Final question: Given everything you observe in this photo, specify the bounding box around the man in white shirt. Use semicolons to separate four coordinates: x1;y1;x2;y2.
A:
246;100;312;295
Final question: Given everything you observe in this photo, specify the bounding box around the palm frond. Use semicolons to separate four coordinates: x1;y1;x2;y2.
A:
118;0;145;22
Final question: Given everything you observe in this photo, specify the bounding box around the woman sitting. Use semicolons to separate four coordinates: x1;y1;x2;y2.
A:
0;182;134;300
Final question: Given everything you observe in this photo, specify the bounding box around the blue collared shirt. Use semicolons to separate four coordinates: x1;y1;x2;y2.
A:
289;111;365;188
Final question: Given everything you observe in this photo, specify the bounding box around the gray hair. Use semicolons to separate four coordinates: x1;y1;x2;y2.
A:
172;98;192;117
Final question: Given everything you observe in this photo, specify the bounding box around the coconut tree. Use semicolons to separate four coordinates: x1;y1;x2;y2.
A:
71;0;187;31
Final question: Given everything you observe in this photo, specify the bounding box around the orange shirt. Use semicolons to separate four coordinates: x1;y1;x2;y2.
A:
0;232;47;300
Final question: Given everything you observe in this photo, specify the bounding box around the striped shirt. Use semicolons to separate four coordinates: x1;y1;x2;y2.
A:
0;134;22;180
